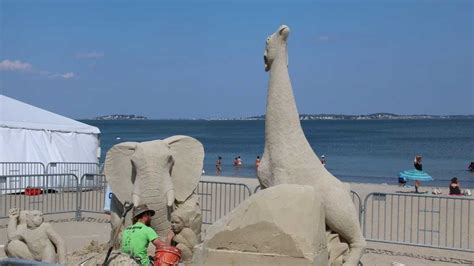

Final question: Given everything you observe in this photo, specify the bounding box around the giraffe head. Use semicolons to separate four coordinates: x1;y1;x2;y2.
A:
264;25;290;72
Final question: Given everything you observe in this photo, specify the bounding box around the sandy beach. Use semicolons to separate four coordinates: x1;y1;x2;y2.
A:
1;176;473;265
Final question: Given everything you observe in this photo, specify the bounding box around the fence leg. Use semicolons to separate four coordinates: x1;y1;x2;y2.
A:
76;177;81;221
76;208;81;221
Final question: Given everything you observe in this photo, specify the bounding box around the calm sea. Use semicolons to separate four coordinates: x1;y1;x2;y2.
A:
83;119;474;188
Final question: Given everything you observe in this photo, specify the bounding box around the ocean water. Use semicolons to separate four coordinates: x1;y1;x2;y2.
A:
83;119;474;188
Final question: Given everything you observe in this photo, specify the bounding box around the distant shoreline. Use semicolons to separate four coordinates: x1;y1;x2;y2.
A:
213;113;474;121
85;113;474;121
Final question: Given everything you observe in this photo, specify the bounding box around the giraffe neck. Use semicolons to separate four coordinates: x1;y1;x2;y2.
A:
265;48;305;141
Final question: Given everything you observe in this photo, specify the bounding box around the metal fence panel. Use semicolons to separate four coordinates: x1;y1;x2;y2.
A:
78;174;107;216
0;162;45;176
46;162;100;187
0;174;79;219
362;192;474;251
195;181;252;224
351;190;363;222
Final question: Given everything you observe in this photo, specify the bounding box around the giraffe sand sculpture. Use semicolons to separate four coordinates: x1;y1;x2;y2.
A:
258;25;366;266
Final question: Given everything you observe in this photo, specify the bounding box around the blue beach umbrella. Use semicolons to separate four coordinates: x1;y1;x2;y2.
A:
399;170;433;181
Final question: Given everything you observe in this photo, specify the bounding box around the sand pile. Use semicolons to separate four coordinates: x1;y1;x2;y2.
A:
67;241;138;266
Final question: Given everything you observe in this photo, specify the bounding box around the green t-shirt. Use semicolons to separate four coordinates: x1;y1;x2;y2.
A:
121;222;158;266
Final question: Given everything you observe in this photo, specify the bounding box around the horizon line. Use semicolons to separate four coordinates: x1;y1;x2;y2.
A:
79;112;474;120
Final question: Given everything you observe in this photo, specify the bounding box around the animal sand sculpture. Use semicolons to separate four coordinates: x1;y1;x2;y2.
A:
258;25;366;265
4;208;66;264
104;136;204;244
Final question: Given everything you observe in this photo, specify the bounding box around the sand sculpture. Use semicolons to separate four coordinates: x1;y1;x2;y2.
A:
168;209;199;265
327;230;350;266
4;208;66;264
192;184;328;265
104;136;204;244
258;25;366;265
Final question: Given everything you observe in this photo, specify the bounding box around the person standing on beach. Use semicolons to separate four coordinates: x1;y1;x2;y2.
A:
320;155;326;167
255;156;261;169
414;155;423;171
449;177;462;195
414;155;423;193
215;156;222;175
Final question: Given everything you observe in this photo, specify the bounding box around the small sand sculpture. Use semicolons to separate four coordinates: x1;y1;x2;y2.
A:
167;208;198;265
258;25;366;265
4;208;66;264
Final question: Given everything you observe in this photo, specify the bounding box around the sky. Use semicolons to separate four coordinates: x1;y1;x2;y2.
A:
1;0;473;119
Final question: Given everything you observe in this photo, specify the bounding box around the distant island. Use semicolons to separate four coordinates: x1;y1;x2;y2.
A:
95;114;148;120
210;113;474;121
92;113;473;121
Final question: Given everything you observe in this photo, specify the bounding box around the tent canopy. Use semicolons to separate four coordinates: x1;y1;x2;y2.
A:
0;95;99;134
0;95;100;165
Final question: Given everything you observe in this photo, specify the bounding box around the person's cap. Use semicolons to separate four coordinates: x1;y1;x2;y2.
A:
132;204;155;218
321;155;325;158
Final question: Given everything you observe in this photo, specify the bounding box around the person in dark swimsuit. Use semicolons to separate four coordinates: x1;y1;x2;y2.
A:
414;155;423;193
215;156;222;174
449;177;462;195
414;155;423;171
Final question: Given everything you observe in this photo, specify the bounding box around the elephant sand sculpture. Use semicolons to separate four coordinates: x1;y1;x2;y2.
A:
104;135;204;243
258;25;366;266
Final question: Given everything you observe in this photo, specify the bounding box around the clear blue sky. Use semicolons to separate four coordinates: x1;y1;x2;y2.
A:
1;0;472;119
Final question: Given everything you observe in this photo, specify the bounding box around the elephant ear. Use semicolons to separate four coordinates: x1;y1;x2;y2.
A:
163;135;204;203
104;142;138;204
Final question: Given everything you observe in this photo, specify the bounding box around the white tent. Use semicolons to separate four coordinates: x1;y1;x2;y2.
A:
0;95;100;166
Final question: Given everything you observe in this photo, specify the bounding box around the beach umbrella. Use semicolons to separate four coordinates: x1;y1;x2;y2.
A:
399;170;433;181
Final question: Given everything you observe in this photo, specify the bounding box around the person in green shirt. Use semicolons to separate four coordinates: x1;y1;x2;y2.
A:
121;204;167;266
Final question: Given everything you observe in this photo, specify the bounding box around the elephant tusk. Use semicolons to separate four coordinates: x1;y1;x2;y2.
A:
132;193;141;207
166;189;175;207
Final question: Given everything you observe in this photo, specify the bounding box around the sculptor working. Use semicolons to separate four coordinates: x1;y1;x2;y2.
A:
4;208;66;264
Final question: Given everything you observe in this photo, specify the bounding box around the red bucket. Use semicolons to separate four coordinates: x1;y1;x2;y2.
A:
25;187;41;196
155;246;181;266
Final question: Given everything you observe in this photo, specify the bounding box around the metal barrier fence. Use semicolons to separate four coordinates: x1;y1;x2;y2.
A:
195;181;252;224
46;162;101;184
351;190;363;222
0;174;80;219
362;192;474;252
0;162;45;176
0;175;252;223
78;174;107;215
0;162;100;177
1;173;473;253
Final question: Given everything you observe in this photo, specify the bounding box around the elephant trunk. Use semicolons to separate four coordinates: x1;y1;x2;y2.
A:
132;142;175;240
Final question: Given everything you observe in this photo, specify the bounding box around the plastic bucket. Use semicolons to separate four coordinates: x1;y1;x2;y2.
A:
155;246;181;266
25;187;41;196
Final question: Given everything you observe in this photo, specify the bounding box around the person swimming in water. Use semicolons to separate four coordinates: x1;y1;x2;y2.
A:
255;156;261;168
236;156;243;166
